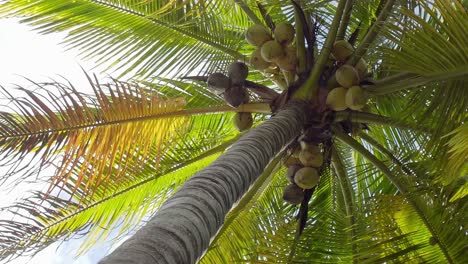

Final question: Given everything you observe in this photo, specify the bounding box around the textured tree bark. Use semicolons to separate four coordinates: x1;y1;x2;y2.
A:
99;103;307;264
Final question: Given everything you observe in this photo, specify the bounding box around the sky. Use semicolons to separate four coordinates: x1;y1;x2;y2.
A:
0;18;120;264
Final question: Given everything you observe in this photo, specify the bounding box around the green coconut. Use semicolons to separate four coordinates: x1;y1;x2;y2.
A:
326;87;347;111
233;112;253;131
274;22;295;45
332;40;354;61
227;61;249;84
354;58;368;79
276;46;297;72
207;72;231;94
260;40;285;62
336;65;359;88
250;48;271;70
299;145;323;168
224;85;248;107
345;86;366;110
294;167;320;189
283;183;304;205
245;24;272;46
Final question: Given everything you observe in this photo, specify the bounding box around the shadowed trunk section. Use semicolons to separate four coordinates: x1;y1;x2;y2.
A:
99;103;307;264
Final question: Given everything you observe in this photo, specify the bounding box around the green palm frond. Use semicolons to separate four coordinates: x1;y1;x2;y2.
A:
0;0;467;263
440;123;468;185
0;150;223;260
0;0;246;78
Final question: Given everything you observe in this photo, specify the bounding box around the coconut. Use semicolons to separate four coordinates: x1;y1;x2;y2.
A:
326;87;347;111
286;164;303;183
332;40;354;61
224;85;248;107
274;22;295;45
336;65;359;88
207;72;231;94
245;24;272;46
354;58;368;79
250;48;271;70
276;46;297;72
283;156;301;167
429;236;438;246
299;145;323;168
227;61;249;84
283;183;304;205
345;86;366;110
294;167;320;189
233;112;253;131
260;40;285;62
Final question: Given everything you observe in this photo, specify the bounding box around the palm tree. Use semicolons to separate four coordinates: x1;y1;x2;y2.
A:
0;0;467;263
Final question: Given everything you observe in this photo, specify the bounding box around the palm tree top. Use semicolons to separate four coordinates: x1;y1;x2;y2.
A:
0;0;467;263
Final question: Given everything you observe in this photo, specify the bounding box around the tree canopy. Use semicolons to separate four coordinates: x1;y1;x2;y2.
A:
0;0;467;263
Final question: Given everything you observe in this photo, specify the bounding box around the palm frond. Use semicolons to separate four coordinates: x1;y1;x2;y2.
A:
0;0;246;78
439;123;468;185
0;76;189;197
0;151;223;261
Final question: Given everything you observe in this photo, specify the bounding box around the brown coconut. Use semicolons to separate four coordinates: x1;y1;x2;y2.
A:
326;87;347;111
336;65;359;88
224;85;248;107
260;40;285;62
294;167;320;189
332;40;354;61
283;183;304;205
245;24;272;46
274;22;295;45
345;86;367;110
227;61;249;85
207;72;231;94
233;112;253;131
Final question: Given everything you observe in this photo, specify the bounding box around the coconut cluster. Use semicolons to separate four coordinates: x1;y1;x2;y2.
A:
245;23;298;73
325;40;369;111
282;141;323;205
207;61;253;131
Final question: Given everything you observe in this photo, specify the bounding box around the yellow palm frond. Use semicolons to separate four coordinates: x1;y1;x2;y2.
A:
1;76;188;198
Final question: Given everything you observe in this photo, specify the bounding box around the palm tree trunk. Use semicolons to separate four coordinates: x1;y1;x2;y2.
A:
99;103;307;264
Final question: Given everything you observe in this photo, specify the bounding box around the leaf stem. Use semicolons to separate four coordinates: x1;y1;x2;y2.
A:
331;147;357;263
234;0;263;25
1;104;272;140
293;0;347;101
348;0;395;65
364;67;468;95
333;111;430;132
336;0;354;40
334;130;454;264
